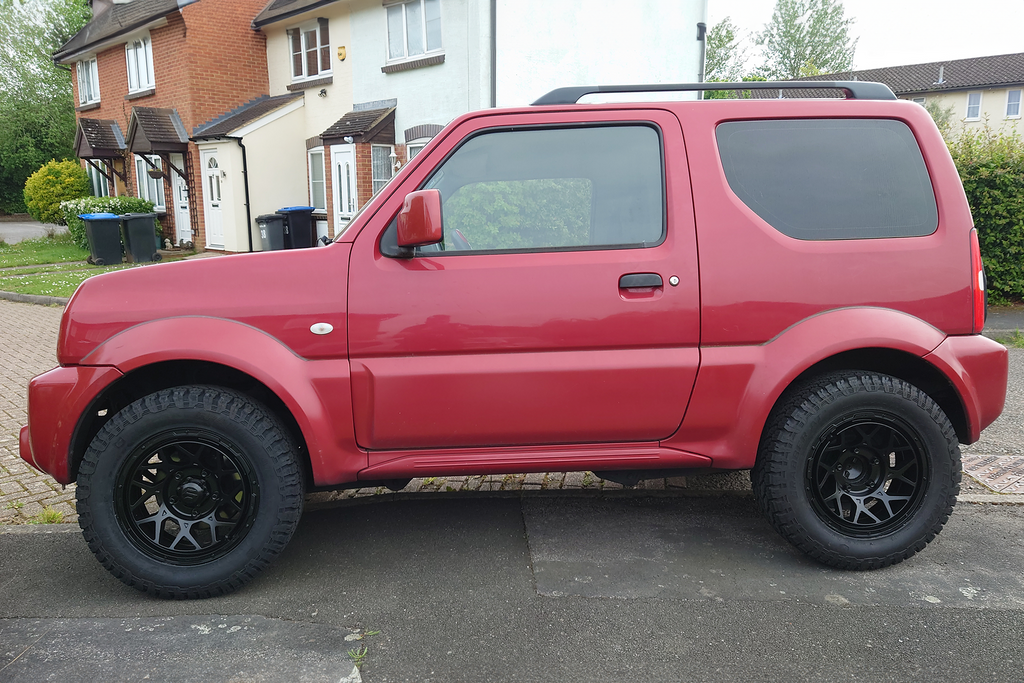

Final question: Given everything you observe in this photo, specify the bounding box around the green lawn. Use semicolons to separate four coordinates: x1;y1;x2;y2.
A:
0;232;89;267
0;231;187;297
0;262;135;298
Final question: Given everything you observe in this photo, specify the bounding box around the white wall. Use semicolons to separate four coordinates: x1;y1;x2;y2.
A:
495;0;708;107
349;0;488;144
264;4;355;141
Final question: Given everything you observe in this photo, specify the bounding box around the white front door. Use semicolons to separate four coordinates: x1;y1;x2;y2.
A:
331;145;356;235
202;150;224;248
170;153;191;246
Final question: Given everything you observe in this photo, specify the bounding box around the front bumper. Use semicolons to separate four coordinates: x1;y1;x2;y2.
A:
20;365;123;484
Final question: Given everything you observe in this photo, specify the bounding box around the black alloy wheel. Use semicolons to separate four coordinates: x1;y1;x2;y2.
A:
115;434;259;565
806;414;927;537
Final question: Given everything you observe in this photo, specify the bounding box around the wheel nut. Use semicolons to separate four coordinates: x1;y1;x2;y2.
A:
169;497;177;504
174;473;182;480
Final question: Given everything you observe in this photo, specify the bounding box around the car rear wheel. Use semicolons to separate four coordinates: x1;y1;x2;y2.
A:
76;386;304;598
752;371;960;569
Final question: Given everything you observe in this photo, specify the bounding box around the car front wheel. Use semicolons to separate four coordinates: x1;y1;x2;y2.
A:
76;386;304;598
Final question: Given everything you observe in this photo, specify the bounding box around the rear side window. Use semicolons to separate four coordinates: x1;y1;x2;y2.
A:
716;119;938;240
420;125;664;253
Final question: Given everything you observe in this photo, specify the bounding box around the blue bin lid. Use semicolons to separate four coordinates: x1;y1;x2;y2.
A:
277;206;315;213
78;212;120;220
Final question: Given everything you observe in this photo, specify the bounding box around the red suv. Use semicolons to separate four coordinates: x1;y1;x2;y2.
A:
21;81;1008;598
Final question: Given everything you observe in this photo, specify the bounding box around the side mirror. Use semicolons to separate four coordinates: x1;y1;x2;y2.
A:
397;189;443;248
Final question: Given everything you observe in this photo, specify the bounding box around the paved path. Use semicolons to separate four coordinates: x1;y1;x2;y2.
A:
0;221;65;245
2;297;1022;524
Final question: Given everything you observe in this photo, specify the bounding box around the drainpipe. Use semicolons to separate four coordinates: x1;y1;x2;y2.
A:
229;136;253;253
696;21;707;100
490;0;496;108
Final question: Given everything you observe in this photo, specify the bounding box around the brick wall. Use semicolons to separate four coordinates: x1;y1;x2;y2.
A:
70;0;270;249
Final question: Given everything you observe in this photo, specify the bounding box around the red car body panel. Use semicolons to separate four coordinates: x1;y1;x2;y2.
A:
347;108;701;450
686;99;975;346
21;365;123;484
19;96;1009;491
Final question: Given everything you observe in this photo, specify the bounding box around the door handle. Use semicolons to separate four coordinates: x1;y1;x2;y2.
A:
619;273;663;289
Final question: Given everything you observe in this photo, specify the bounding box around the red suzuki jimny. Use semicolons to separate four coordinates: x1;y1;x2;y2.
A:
20;81;1008;598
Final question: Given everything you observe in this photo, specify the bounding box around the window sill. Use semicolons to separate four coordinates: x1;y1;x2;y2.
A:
287;75;333;92
382;52;445;74
76;102;101;112
125;88;155;101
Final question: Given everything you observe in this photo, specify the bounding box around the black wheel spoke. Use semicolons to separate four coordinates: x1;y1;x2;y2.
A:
807;413;928;537
114;433;260;566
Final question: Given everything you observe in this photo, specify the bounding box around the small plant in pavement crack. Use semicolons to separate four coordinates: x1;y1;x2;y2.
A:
348;646;368;668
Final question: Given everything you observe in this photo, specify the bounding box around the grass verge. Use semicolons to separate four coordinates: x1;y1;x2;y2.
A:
0;232;88;267
995;330;1024;349
0;257;188;298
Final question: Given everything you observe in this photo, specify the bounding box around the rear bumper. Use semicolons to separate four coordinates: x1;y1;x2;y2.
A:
20;365;123;484
925;334;1008;443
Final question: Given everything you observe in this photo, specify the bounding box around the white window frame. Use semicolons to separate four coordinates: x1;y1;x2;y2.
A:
407;142;426;160
308;148;327;211
289;19;332;82
135;154;165;211
1007;89;1022;119
77;57;100;105
371;145;395;195
911;97;925;105
385;0;443;63
125;33;155;93
87;163;109;197
965;92;982;121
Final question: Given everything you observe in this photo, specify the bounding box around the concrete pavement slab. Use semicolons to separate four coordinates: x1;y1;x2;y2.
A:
523;496;1024;608
0;616;362;683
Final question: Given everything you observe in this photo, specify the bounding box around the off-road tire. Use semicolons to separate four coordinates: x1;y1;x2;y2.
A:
76;386;304;598
751;371;960;569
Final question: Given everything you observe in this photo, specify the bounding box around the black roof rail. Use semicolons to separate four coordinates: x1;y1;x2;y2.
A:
531;81;897;106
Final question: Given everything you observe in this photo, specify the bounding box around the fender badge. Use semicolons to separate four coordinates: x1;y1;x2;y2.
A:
310;323;334;335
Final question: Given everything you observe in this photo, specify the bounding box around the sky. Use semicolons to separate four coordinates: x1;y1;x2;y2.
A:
708;0;1024;71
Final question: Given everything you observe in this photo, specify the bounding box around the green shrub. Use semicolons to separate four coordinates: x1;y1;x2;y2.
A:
60;196;158;249
948;127;1024;304
23;160;90;224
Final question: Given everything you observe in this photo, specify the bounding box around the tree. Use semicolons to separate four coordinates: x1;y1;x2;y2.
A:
755;0;857;80
704;17;746;83
0;0;91;214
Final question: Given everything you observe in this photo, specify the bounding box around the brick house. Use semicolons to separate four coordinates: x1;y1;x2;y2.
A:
801;52;1024;137
55;0;271;249
60;0;709;251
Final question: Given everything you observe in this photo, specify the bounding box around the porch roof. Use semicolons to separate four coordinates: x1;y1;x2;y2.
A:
126;107;189;154
192;93;304;138
321;107;395;144
74;118;126;159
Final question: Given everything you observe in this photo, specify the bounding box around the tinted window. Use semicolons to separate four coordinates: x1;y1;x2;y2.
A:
416;126;664;253
716;119;937;240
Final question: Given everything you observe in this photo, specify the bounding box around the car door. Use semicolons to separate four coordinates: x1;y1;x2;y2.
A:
347;108;699;451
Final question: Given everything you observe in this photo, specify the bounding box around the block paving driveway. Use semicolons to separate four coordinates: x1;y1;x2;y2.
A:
2;297;1022;525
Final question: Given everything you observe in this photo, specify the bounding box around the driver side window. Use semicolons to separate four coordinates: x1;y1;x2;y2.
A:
384;124;664;256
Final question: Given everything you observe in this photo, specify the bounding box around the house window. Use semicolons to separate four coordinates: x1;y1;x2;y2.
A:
308;149;326;211
966;92;982;120
77;57;100;105
135;155;165;211
87;164;109;197
911;97;925;105
125;34;155;93
371;145;394;194
386;0;441;61
1008;90;1022;118
407;143;426;159
289;19;331;81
